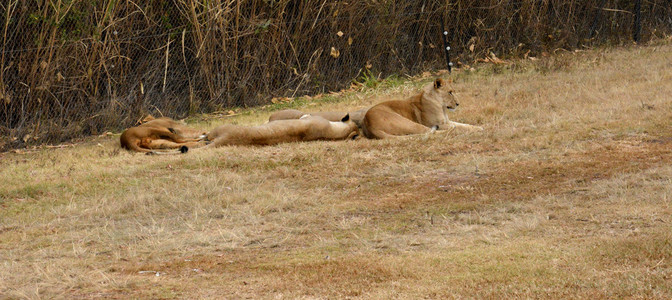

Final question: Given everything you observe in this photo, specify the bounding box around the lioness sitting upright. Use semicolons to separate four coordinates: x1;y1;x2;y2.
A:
361;78;483;139
189;114;359;150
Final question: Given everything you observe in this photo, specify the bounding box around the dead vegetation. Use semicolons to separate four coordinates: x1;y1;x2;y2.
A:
1;40;672;298
2;0;671;149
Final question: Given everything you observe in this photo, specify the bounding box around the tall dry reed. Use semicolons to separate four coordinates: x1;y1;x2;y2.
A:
0;0;670;149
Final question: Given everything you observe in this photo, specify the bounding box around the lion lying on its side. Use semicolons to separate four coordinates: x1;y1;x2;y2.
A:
120;116;205;153
361;78;483;139
185;114;359;151
268;108;369;128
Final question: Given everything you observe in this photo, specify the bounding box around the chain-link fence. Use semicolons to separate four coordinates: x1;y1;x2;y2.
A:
1;0;670;150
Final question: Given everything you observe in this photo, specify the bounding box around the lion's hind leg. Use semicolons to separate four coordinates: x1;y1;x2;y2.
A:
168;127;207;140
368;113;434;139
141;138;205;150
150;127;200;143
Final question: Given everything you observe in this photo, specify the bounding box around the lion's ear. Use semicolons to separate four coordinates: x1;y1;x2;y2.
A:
341;114;350;122
434;78;444;89
141;115;155;123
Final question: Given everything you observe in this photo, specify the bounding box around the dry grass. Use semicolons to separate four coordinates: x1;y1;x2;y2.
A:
1;39;672;299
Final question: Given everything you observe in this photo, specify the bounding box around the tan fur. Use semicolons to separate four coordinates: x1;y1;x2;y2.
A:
361;78;483;139
195;115;359;150
138;116;205;139
346;108;369;128
269;108;369;128
120;117;205;153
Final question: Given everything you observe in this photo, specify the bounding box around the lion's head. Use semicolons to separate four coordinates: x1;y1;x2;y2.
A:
340;113;361;140
422;78;458;111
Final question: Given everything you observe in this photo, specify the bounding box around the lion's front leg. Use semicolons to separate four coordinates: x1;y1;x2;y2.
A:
435;122;456;133
437;121;483;132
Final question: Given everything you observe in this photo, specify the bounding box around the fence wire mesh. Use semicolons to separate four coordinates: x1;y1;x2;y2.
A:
0;0;671;150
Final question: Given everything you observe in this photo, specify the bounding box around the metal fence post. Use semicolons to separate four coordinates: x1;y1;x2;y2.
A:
633;0;642;43
441;12;452;73
589;0;607;39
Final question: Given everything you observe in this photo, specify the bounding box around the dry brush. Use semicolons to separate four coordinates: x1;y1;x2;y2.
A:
0;0;670;150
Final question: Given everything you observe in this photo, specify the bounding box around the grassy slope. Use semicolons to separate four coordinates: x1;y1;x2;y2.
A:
1;39;672;299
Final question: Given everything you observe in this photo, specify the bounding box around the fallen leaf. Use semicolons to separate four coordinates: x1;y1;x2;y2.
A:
489;52;506;64
271;97;292;104
337;31;344;37
330;47;340;58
